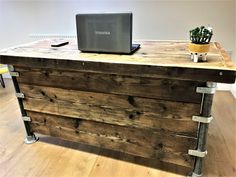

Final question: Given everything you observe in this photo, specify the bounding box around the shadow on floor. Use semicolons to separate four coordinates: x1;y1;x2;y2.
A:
38;135;191;176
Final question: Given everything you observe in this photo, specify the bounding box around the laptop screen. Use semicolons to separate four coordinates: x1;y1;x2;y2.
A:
76;13;132;53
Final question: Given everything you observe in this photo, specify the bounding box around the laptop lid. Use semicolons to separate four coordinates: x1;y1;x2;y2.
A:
76;13;132;53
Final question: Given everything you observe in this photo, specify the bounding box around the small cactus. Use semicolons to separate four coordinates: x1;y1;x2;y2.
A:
190;26;213;44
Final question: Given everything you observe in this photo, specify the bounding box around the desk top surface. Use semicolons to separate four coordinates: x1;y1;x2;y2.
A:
0;38;235;71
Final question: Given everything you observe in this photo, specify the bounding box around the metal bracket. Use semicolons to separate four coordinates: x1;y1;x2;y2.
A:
188;149;207;158
10;71;19;77
196;87;216;94
15;92;25;99
192;116;213;124
22;116;31;122
7;65;14;72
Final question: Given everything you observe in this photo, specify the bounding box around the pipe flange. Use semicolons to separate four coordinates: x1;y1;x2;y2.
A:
24;134;39;144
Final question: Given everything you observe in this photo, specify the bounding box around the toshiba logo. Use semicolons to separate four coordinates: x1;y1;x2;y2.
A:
95;31;111;35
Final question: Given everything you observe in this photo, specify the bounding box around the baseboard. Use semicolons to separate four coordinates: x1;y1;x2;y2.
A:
207;83;236;99
231;84;236;98
217;83;232;91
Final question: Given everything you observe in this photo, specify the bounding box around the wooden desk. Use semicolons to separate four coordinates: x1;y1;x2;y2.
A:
0;39;235;176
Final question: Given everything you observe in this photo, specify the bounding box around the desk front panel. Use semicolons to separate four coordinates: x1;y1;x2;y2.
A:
14;65;203;169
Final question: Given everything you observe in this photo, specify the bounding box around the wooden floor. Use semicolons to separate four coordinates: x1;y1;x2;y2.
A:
0;79;235;177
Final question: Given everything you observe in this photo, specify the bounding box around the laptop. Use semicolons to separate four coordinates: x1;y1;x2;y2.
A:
76;13;140;54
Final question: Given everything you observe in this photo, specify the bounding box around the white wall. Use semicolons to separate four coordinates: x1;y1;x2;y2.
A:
0;0;236;93
0;0;235;50
232;1;236;97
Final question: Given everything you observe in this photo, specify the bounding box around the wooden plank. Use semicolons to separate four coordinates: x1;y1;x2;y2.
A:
2;80;236;177
1;56;235;83
0;39;235;83
16;67;203;103
0;39;235;71
215;42;236;69
20;84;199;136
89;151;190;177
27;111;196;168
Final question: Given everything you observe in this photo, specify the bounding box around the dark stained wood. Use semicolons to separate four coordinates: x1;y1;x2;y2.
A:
20;84;199;137
1;80;236;177
1;56;235;83
28;111;196;168
1;39;234;172
16;66;203;103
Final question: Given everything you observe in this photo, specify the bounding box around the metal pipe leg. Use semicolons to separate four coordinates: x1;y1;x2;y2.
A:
10;67;38;144
0;74;5;88
189;82;216;177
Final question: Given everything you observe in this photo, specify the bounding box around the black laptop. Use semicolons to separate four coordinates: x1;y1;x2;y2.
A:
76;13;140;54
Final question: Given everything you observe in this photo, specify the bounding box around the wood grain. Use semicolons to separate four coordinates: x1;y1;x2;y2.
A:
0;38;234;175
2;55;234;83
215;42;235;69
1;79;236;177
20;84;199;136
0;39;235;83
16;66;203;103
27;111;196;168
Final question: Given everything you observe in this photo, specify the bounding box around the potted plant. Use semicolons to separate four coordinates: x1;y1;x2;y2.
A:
189;26;213;62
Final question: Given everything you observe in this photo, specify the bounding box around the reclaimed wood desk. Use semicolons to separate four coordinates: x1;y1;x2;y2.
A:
0;39;235;177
